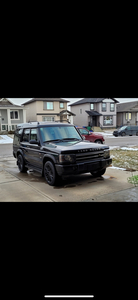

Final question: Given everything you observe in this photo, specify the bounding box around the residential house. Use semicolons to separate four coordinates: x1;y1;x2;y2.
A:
0;98;26;132
117;101;138;127
23;98;75;124
69;98;119;128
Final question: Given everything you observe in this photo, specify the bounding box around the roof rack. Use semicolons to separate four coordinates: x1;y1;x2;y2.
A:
28;121;40;125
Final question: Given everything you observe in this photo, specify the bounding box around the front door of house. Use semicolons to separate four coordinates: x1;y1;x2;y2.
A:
93;117;96;126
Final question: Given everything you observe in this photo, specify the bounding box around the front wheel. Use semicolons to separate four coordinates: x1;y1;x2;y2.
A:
91;168;106;177
44;161;60;186
95;140;102;144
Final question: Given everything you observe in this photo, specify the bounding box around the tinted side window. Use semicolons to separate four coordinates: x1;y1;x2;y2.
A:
23;129;30;142
126;126;131;130
79;129;89;135
30;129;38;141
14;128;23;144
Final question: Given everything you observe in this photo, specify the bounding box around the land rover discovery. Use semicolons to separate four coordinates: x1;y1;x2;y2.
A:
13;122;112;186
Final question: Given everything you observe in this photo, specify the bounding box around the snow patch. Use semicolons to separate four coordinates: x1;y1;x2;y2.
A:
120;147;138;151
109;166;126;171
0;135;13;144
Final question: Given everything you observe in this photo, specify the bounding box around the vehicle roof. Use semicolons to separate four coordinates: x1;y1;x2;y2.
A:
17;122;74;128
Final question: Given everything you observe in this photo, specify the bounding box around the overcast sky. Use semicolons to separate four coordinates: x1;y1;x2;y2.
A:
7;98;138;105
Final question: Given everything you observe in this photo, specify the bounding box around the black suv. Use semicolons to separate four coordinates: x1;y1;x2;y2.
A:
13;122;112;186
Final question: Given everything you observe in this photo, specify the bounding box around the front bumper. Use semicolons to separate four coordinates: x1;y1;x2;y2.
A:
55;158;112;176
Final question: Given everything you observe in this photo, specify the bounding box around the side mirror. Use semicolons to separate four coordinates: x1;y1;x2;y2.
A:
82;136;85;140
29;139;39;145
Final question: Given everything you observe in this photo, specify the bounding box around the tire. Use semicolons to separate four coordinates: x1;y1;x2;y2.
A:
44;161;59;186
91;168;106;177
95;140;102;144
17;154;28;173
121;132;126;136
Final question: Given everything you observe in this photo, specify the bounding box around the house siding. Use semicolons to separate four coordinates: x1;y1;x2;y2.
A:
25;102;37;122
1;110;8;123
70;103;90;126
24;100;68;123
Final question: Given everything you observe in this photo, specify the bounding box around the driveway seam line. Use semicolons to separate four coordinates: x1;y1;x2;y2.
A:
1;168;57;202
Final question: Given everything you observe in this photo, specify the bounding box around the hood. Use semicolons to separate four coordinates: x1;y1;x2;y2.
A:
42;140;109;153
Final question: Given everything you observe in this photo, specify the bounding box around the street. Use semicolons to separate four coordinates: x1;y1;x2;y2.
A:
0;143;13;156
0;136;138;157
105;136;138;147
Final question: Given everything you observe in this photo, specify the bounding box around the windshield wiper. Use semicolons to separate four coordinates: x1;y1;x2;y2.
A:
43;139;63;143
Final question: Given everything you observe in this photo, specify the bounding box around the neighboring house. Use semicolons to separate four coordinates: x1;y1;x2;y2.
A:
0;98;26;132
69;98;119;128
23;98;75;124
117;101;138;127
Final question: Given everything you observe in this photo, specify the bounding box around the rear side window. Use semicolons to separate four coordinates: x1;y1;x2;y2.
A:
14;128;23;144
30;129;38;142
23;129;30;142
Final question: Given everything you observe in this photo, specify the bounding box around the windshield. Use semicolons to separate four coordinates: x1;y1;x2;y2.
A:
40;125;82;143
118;126;127;132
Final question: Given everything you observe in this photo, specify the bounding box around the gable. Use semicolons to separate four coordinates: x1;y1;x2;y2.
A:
0;98;14;106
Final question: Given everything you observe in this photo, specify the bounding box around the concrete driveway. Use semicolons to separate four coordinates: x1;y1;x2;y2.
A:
0;156;138;202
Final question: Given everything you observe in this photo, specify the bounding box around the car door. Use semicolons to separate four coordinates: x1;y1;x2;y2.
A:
79;128;93;142
126;126;132;136
29;128;43;168
20;128;31;163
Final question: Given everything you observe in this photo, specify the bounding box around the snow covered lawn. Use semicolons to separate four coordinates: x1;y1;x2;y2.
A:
0;135;13;144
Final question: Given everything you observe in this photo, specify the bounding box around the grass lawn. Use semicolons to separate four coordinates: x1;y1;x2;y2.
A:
110;148;138;171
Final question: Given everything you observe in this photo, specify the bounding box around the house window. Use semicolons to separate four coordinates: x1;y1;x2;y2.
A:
43;102;54;110
2;125;8;131
103;116;113;125
42;116;55;122
10;110;19;119
80;109;82;114
102;103;107;112
60;102;64;109
126;113;132;120
90;104;94;110
110;103;115;112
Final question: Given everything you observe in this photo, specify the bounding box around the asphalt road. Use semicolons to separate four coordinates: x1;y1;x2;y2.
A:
105;136;138;147
0;143;13;156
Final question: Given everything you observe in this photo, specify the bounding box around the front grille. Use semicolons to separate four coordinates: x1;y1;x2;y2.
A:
76;151;104;162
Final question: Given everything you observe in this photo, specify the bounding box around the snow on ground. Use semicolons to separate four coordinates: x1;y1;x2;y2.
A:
109;146;138;151
109;166;127;171
0;135;13;144
96;131;115;138
120;147;138;151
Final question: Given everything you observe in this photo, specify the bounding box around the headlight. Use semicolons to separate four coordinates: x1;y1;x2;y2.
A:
104;149;110;158
59;154;76;163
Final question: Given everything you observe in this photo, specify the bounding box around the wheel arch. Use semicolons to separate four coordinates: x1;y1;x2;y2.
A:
17;149;24;157
42;154;57;174
95;139;103;144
